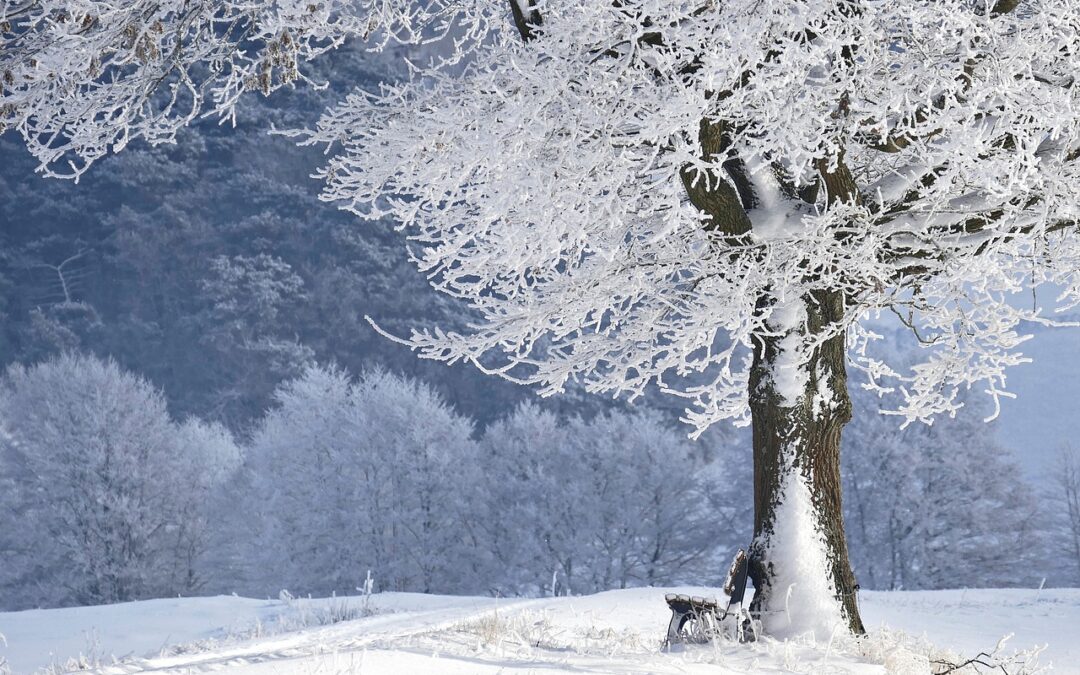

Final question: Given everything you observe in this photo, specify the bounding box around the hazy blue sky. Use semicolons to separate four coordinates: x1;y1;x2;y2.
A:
996;324;1080;480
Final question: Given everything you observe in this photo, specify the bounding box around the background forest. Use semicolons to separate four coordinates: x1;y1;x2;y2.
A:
1;44;1077;612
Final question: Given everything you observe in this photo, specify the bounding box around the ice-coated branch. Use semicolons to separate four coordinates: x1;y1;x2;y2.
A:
0;0;499;179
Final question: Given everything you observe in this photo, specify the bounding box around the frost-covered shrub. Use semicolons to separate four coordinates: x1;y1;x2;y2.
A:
0;353;239;609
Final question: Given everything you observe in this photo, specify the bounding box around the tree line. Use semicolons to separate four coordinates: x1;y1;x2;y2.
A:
2;352;1075;611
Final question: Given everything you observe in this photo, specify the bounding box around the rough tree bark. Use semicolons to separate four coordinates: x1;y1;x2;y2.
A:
747;289;865;635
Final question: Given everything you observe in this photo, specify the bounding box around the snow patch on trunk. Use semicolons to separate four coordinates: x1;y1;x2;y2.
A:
761;463;846;640
745;153;804;241
768;299;809;408
813;362;835;415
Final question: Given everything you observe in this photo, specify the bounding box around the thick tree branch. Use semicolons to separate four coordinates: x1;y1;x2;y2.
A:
509;0;542;43
680;118;753;238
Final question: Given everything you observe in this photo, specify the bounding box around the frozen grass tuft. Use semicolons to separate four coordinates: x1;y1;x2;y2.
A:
156;591;382;660
453;607;650;658
457;608;565;651
36;628;108;675
846;627;1047;675
276;589;378;629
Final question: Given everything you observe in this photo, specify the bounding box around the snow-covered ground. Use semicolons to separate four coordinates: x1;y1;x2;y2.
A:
1;587;1075;674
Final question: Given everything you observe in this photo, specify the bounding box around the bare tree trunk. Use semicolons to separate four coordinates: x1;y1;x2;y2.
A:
747;289;865;635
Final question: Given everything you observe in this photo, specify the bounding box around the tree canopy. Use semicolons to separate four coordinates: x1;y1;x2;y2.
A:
298;0;1078;432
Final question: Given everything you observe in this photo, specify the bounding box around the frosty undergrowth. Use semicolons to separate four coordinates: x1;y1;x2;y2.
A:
452;604;1046;675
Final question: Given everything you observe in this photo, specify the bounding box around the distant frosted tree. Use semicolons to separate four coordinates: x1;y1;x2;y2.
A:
167;418;242;593
245;364;480;595
580;412;715;590
843;389;1040;590
0;353;238;609
198;254;314;426
0;411;25;602
1046;446;1080;585
478;404;734;595
477;404;596;595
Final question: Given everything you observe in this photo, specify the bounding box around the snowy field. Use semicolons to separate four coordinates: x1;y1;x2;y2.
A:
1;588;1077;674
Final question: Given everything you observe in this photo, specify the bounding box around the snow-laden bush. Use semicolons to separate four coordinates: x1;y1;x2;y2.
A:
0;353;239;609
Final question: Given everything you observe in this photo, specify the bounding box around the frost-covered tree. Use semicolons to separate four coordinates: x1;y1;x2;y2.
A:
244;364;480;595
309;1;1079;635
166;418;242;593
1046;446;1080;585
843;389;1040;591
478;404;738;595
0;353;238;609
582;411;727;590
6;0;1080;635
198;254;314;426
477;405;600;595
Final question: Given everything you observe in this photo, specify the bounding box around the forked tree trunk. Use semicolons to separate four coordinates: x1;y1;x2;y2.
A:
746;289;865;636
503;1;864;636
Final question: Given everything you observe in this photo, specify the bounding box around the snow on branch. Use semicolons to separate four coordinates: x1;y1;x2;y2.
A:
0;0;498;179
